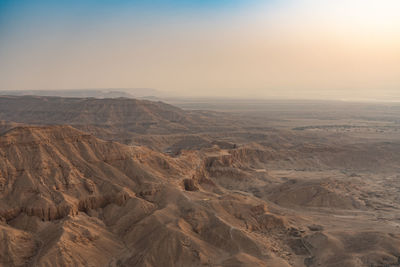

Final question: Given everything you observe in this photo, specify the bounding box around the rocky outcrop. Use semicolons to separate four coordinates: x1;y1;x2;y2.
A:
182;179;199;191
0;191;132;222
0;124;399;267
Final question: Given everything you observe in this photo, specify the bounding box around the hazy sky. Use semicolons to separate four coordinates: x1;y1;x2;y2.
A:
0;0;399;100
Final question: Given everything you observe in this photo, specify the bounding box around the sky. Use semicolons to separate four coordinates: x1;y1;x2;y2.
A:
0;0;399;100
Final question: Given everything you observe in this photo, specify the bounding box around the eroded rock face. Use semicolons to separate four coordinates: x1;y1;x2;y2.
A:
0;125;399;267
0;126;139;222
0;126;294;266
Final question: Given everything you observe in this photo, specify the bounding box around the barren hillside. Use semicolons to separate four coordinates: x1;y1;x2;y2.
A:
0;124;399;266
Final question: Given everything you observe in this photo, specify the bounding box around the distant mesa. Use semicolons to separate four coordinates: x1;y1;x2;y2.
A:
0;88;162;99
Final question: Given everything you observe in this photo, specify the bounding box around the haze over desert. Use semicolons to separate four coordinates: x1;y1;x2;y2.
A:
1;0;400;266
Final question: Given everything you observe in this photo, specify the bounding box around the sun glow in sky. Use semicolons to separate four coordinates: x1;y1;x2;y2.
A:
0;0;399;100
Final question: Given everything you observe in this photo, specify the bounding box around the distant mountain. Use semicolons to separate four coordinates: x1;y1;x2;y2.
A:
0;95;208;134
0;89;163;99
0;95;242;148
